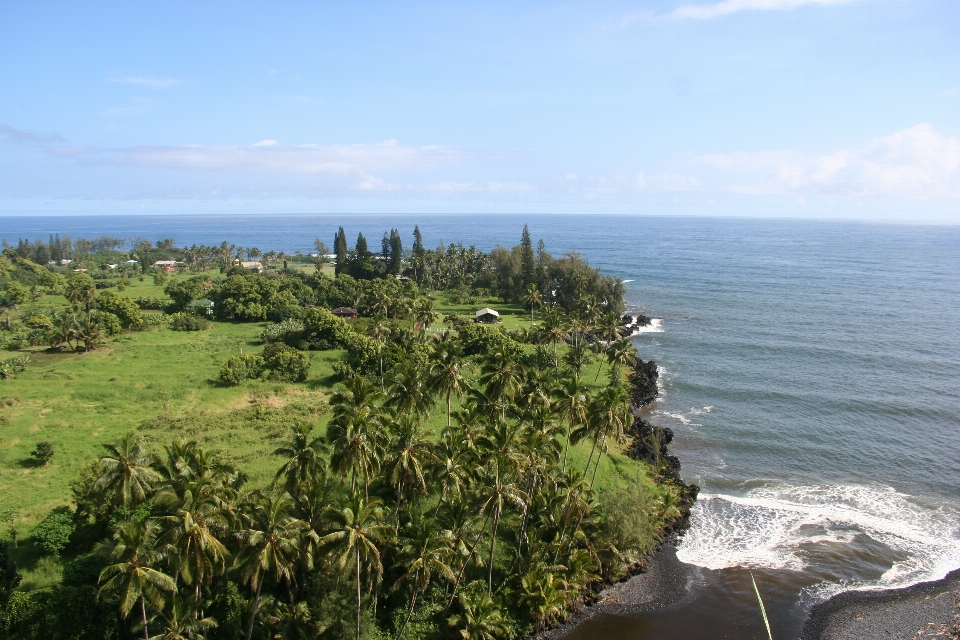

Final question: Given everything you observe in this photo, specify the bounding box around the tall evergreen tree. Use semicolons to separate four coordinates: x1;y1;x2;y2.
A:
388;229;403;276
334;227;348;276
520;225;536;291
412;226;424;285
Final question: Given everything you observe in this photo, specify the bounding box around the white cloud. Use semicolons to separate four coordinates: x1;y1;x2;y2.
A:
0;125;63;144
695;124;960;196
114;140;470;176
107;76;180;88
666;0;860;20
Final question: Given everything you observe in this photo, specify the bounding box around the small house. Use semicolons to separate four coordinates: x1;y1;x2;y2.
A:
475;308;500;324
154;260;181;272
331;307;358;320
189;299;215;316
237;261;263;273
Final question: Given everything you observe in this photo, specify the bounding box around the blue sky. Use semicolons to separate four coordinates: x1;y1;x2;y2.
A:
1;0;958;220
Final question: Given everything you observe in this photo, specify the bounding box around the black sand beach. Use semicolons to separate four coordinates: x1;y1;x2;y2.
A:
802;569;960;640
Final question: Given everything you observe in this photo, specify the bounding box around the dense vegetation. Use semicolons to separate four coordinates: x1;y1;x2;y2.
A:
0;226;682;639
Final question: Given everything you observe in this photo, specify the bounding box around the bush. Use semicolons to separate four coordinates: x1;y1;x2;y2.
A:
260;318;305;345
30;442;54;465
0;541;21;609
61;553;107;588
168;312;211;331
95;290;143;329
32;507;75;557
262;343;310;382
219;354;265;385
93;310;123;336
133;296;167;310
0;355;29;379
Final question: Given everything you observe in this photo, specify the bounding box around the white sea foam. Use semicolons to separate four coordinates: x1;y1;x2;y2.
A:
676;483;960;594
622;279;635;283
629;317;663;335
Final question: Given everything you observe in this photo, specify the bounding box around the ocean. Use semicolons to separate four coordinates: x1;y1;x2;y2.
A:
3;214;959;639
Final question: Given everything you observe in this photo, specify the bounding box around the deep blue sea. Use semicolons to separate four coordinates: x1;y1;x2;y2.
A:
3;214;959;639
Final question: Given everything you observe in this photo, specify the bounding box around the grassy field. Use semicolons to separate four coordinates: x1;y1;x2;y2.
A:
1;272;651;591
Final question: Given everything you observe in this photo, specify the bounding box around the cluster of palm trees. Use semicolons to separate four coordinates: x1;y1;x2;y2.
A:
84;308;670;640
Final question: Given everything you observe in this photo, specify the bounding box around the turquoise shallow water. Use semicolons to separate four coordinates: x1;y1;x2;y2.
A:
4;214;959;638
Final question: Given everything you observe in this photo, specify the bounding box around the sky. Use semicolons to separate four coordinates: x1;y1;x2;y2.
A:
1;0;958;220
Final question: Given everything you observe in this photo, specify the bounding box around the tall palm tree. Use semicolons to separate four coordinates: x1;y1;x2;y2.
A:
554;375;589;475
155;479;232;605
329;377;385;497
411;297;438;333
273;423;326;495
475;422;527;595
385;413;437;517
393;514;455;639
234;494;310;640
479;350;525;423
95;433;162;508
318;494;393;640
522;283;542;325
607;337;637;381
388;359;431;417
431;338;472;429
98;521;177;640
584;384;632;488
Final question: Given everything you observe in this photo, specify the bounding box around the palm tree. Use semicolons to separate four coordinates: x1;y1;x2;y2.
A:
388;359;431;417
542;310;567;374
393;514;455;639
273;423;326;495
447;588;509;640
475;421;527;595
385;413;437;517
554;375;589;475
607;337;637;381
155;479;232;606
234;494;310;640
318;494;393;640
328;377;385;497
95;433;162;508
98;521;177;640
148;594;218;640
411;297;438;333
432;425;475;518
522;283;542;325
584;384;632;487
479;350;525;423
431;338;472;429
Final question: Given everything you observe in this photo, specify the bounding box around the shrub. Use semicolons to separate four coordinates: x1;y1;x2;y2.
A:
32;507;75;557
133;296;167;310
95;290;143;329
262;343;310;382
30;442;54;465
152;271;169;286
0;355;29;379
0;541;21;608
259;318;305;345
92;310;123;336
219;354;265;385
168;312;211;331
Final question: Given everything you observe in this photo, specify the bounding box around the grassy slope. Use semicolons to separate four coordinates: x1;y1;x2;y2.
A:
1;272;658;590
